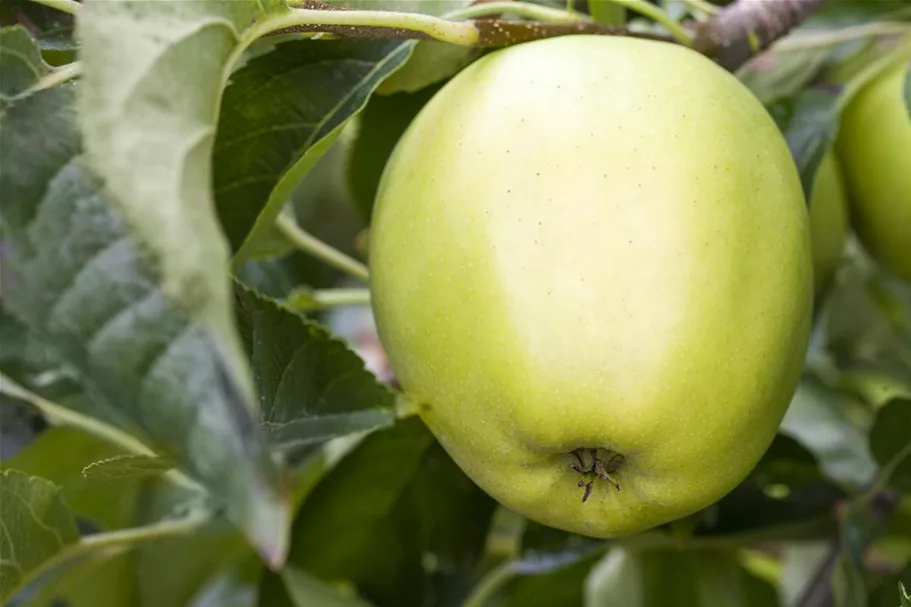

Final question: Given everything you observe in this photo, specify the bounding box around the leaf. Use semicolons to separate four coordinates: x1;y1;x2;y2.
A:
81;454;176;481
346;85;439;221
25;551;133;607
213;38;413;262
585;548;779;607
0;470;80;603
738;47;834;105
234;284;395;459
780;375;878;489
3;427;142;530
904;61;910;117
748;433;823;489
0;1;76;51
503;553;601;607
901;582;910;607
287;418;495;607
0;25;48;100
282;566;376;607
0;75;287;561
333;0;474;96
869;398;911;490
588;0;625;25
770;87;841;202
832;554;868;607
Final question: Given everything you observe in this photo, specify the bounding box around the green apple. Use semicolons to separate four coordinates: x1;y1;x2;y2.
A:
370;36;812;538
836;60;911;282
809;152;848;299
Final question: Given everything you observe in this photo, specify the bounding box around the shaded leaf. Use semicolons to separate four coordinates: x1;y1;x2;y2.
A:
0;78;286;561
282;566;375;607
332;0;473;96
347;85;439;221
780;375;877;489
213;38;412;262
902;582;910;607
748;433;823;488
0;25;47;100
904;62;910;116
770;87;841;201
869;398;911;491
585;548;779;607
502;553;600;607
833;554;868;607
738;47;834;105
3;427;142;530
288;418;495;607
24;551;133;607
234;284;395;460
82;454;176;481
0;1;75;51
0;470;80;603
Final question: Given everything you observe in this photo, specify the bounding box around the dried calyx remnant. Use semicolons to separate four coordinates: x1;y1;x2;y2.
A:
570;447;624;502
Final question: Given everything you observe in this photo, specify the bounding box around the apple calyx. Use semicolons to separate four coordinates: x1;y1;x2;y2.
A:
569;448;624;503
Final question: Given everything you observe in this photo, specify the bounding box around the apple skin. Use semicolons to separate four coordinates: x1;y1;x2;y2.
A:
836;61;911;282
809;152;848;299
369;36;812;538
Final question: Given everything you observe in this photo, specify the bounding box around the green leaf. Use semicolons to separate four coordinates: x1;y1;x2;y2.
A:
0;1;75;52
588;0;625;25
770;88;841;202
288;418;495;607
900;582;910;607
832;554;868;607
0;25;48;100
0;470;80;603
282;566;375;607
332;0;474;95
346;85;439;221
234;284;395;459
3;427;142;530
25;551;133;607
82;454;176;481
903;61;910;118
585;548;779;607
738;47;833;105
869;398;911;490
503;553;601;607
213;38;413;262
0;81;287;562
780;375;878;489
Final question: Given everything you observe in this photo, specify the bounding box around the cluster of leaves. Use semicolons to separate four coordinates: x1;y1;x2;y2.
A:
0;0;910;607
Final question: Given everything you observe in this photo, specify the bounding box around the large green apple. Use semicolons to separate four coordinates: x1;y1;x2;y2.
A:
836;60;911;282
809;152;848;299
369;36;812;538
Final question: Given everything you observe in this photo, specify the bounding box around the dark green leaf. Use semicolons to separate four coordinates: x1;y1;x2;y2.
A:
503;553;600;607
903;61;910;117
213;39;412;261
833;554;868;607
347;85;439;221
0;469;80;603
0;1;75;51
586;548;780;607
3;427;142;530
748;433;823;488
288;418;495;607
773;88;841;202
869;398;911;490
0;25;47;100
24;552;133;607
0;82;287;562
901;582;910;607
780;375;877;489
234;284;395;459
282;566;375;607
81;454;176;481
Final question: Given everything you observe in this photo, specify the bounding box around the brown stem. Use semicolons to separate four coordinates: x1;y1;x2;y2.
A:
691;0;829;71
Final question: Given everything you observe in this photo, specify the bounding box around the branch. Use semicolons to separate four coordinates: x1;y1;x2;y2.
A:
691;0;828;71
